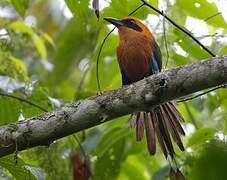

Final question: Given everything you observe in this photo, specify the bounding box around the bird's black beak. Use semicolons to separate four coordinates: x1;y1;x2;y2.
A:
104;17;124;27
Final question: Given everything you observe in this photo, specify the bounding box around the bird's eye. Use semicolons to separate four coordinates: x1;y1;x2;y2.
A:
127;19;134;24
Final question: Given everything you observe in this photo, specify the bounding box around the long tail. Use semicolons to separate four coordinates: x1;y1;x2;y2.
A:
130;102;185;158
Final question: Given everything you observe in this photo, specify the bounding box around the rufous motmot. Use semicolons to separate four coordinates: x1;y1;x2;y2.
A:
104;17;185;158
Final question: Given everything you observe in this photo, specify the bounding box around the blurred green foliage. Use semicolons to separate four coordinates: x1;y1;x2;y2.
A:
0;0;227;179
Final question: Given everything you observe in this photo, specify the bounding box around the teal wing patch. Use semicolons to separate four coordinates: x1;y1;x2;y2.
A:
151;40;162;74
151;56;160;74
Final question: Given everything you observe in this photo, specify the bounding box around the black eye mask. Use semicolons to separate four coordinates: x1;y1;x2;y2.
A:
122;19;143;32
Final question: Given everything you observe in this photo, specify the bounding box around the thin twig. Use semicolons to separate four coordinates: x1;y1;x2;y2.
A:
177;84;227;102
96;28;115;93
0;92;48;112
204;12;222;22
96;3;145;93
162;15;169;69
182;12;222;49
140;0;216;57
74;135;87;160
128;3;145;16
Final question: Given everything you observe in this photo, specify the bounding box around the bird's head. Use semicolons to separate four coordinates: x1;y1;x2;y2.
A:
104;16;152;40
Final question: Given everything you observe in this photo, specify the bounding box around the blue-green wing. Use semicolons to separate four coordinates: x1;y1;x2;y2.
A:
151;40;162;74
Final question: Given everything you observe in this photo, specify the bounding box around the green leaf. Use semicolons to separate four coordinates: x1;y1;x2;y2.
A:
32;34;47;59
94;136;127;180
172;54;191;65
0;85;50;125
103;0;158;19
65;0;89;17
9;21;33;34
81;129;103;154
50;16;99;84
50;0;98;85
9;21;47;59
0;155;36;180
89;32;120;91
119;155;150;180
93;127;131;157
218;46;227;55
10;0;30;17
0;56;29;82
152;165;170;180
175;32;211;60
189;140;227;180
176;0;227;29
40;32;56;49
0;96;20;124
24;165;45;180
187;127;216;147
22;86;51;117
120;160;147;180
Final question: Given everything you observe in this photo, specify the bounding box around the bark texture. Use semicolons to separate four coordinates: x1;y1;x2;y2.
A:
0;54;227;157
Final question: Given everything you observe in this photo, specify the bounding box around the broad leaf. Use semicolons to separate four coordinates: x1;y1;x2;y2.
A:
11;0;30;17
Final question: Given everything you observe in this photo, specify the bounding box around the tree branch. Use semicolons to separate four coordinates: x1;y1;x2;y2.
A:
0;54;227;157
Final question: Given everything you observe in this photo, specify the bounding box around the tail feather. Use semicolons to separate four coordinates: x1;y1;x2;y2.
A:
166;103;185;135
131;102;185;158
136;112;145;141
156;108;174;158
162;105;184;151
168;102;184;122
152;111;168;158
144;112;156;155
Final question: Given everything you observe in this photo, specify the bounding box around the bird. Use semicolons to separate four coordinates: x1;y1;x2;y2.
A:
104;16;185;158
